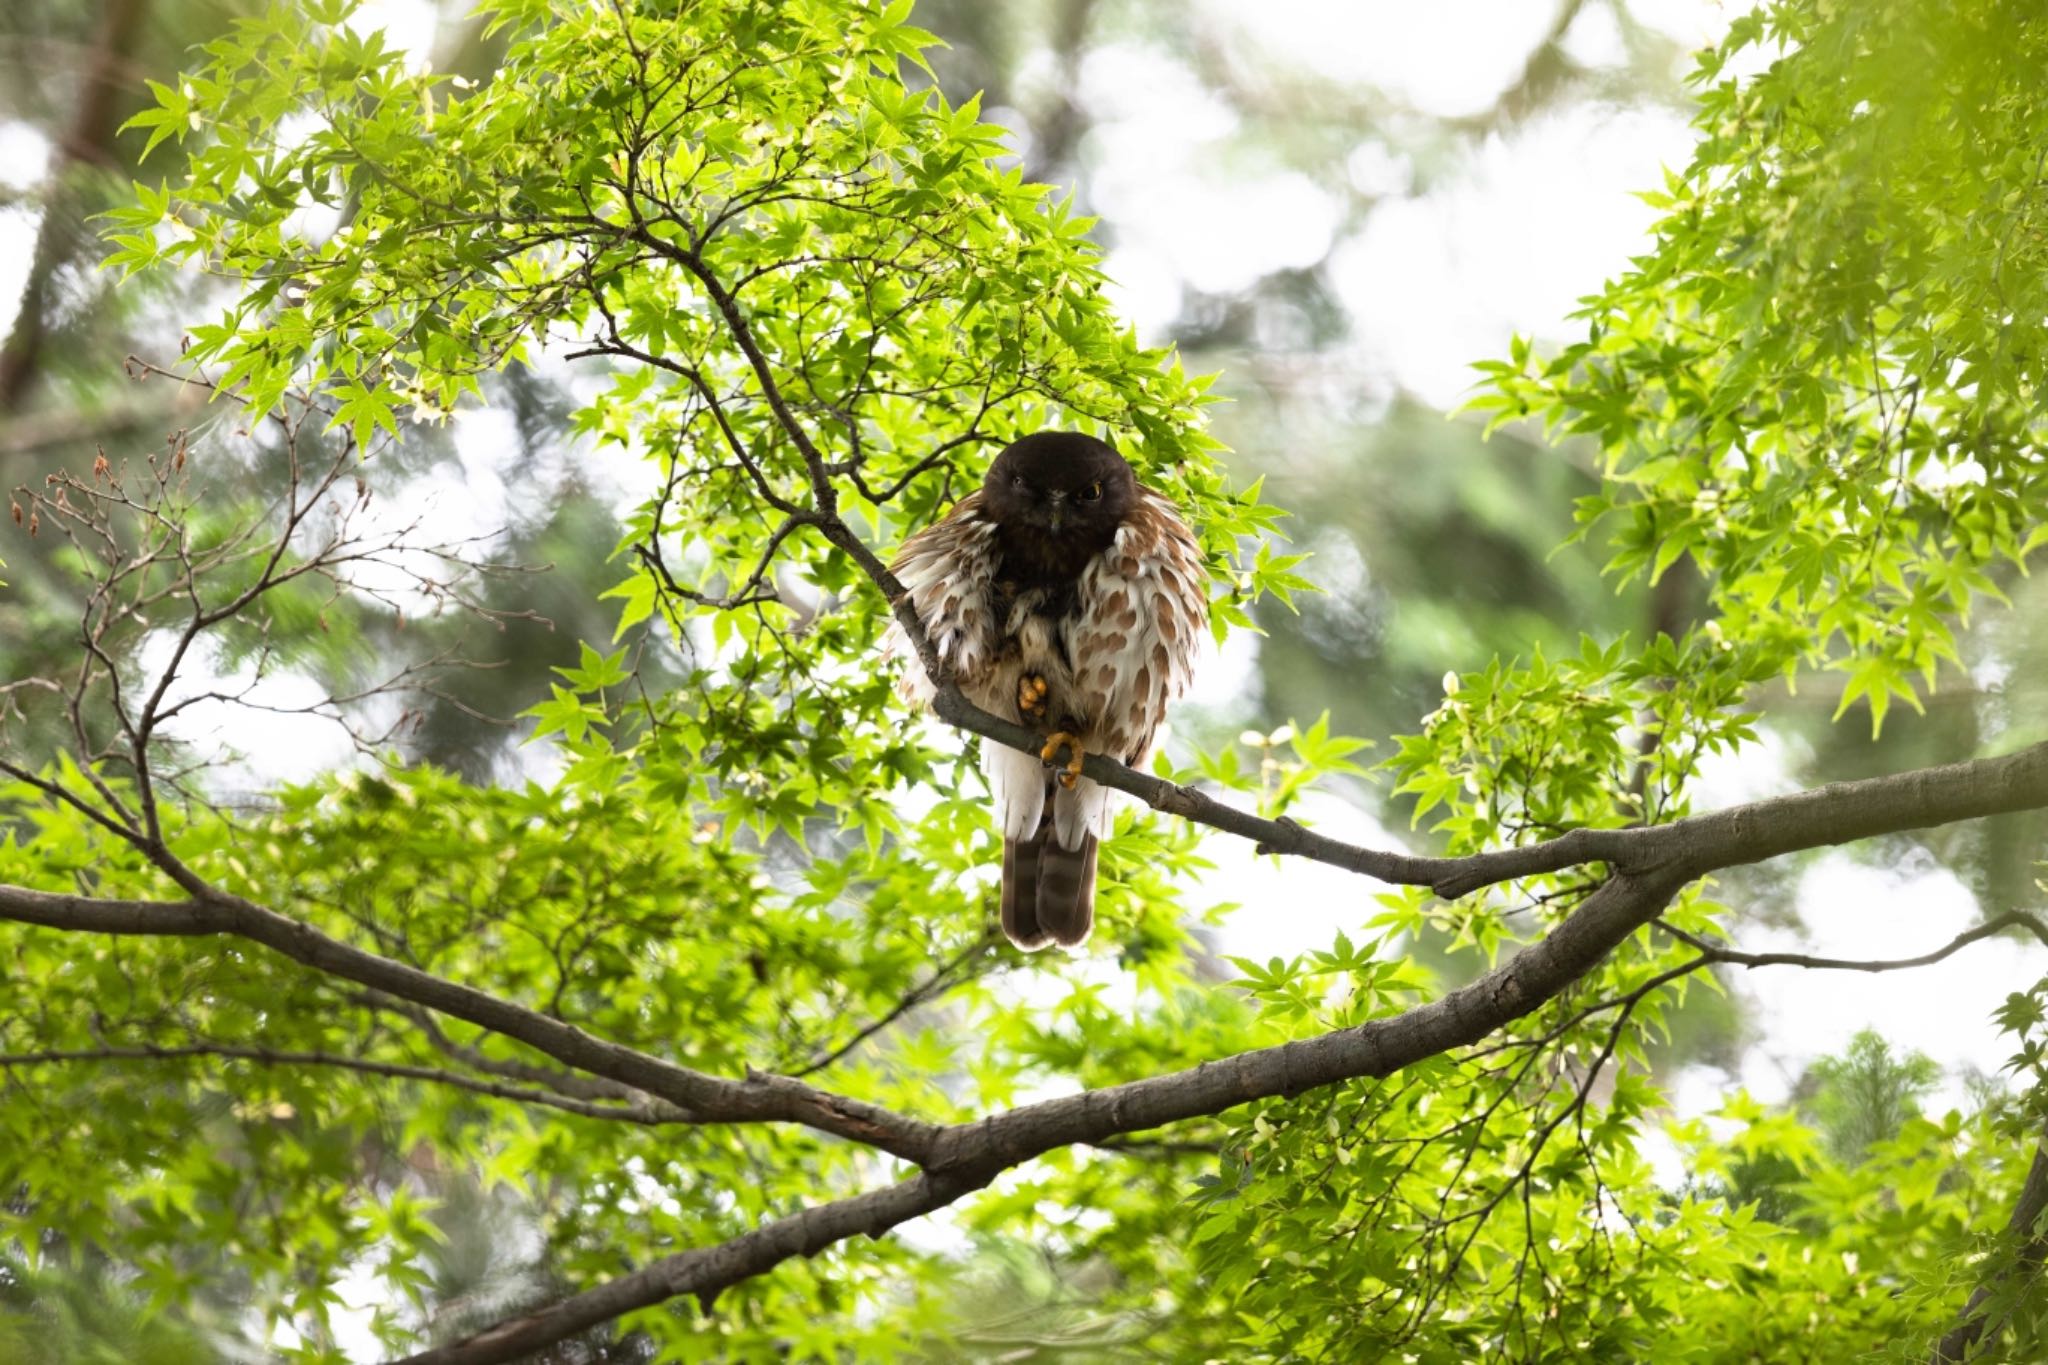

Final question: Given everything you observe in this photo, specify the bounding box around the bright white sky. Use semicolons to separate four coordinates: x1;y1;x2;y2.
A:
0;0;2040;1336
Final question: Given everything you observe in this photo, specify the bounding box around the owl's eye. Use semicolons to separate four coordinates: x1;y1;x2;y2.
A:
1078;482;1103;502
1012;475;1029;490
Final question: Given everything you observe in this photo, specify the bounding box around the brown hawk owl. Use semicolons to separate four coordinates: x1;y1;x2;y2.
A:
885;432;1208;950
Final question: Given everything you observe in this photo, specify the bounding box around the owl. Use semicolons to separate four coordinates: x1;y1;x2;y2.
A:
884;432;1208;950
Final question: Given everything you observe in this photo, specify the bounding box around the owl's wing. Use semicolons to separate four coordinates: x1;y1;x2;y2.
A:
881;489;1000;706
1070;487;1209;761
1054;488;1209;848
882;492;1049;847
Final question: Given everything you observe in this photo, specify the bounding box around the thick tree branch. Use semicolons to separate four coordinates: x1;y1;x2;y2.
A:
396;732;2048;1363
0;882;940;1162
8;732;2047;1365
402;870;1696;1363
14;741;2041;1198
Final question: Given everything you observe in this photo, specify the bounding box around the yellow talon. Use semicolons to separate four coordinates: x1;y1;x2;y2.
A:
1017;673;1051;723
1040;730;1085;789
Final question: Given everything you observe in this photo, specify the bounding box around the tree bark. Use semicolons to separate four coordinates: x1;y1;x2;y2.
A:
0;0;151;412
1932;1120;2048;1363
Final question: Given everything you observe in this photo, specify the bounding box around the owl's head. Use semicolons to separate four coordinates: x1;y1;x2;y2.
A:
982;432;1139;545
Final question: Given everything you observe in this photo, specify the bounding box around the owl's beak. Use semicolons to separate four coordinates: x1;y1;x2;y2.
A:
1047;495;1066;535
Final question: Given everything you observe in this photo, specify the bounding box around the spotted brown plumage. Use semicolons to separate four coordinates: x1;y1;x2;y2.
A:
884;432;1208;949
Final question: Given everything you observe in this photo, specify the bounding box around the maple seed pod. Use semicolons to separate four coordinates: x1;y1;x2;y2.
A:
8;501;19;525
27;511;38;537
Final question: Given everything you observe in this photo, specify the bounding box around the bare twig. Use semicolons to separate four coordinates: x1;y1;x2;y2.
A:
1658;911;2048;973
791;930;999;1078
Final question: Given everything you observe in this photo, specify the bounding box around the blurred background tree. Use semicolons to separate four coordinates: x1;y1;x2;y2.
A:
0;0;674;784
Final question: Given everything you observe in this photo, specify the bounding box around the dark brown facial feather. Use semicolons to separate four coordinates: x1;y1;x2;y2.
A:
982;432;1138;587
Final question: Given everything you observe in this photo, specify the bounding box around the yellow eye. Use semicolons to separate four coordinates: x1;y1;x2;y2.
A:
1078;482;1103;502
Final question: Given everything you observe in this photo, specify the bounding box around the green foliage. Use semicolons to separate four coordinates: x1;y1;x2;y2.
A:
1475;0;2048;738
0;1250;221;1365
0;0;2045;1360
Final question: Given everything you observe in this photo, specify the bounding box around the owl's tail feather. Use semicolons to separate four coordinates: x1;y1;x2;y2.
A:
1000;787;1097;950
1000;834;1049;950
1038;834;1097;947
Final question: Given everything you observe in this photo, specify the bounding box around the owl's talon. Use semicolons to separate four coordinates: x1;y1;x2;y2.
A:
1040;731;1086;789
1017;673;1051;723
